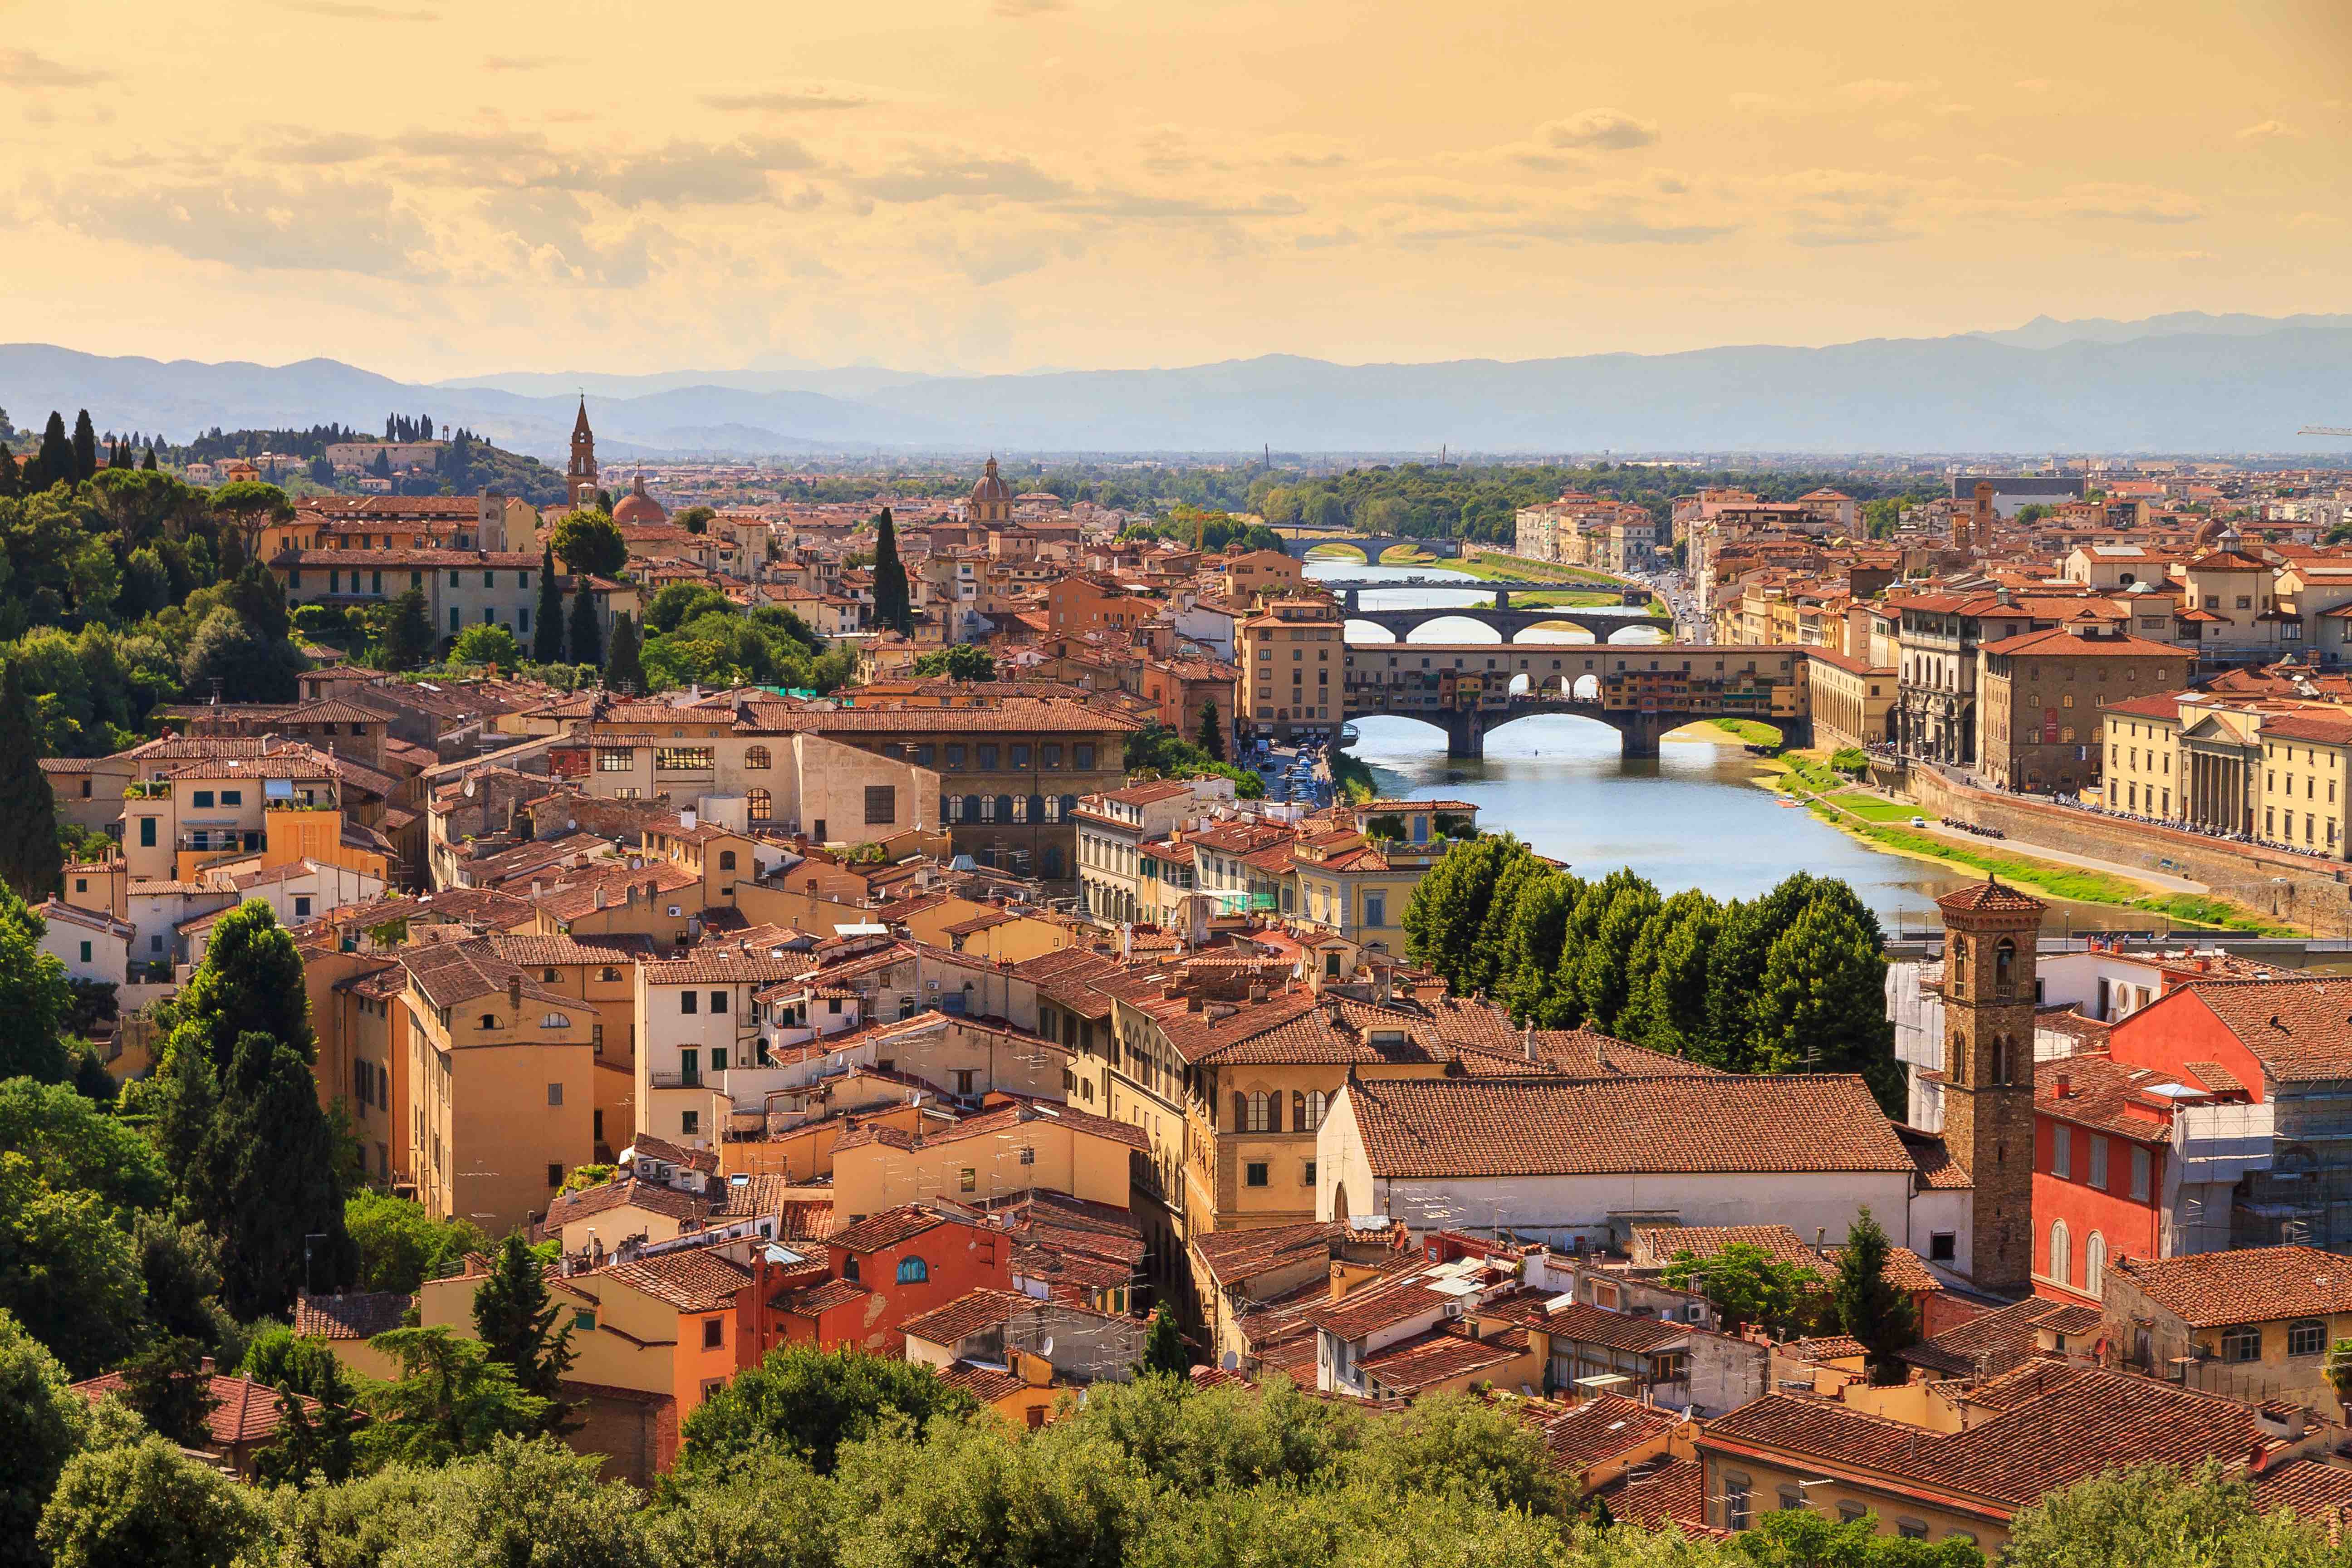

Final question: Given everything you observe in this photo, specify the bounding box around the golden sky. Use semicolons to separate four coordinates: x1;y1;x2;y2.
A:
3;0;2347;379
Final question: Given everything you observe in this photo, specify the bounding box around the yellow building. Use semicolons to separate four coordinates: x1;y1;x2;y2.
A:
1805;648;1897;752
1294;800;1479;955
121;751;393;887
2103;693;2352;856
827;1098;1146;1224
399;941;601;1235
1240;593;1345;743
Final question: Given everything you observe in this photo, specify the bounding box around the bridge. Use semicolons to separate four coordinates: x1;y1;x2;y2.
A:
1344;600;1666;643
1315;578;1651;609
1342;642;1808;759
1277;532;1462;562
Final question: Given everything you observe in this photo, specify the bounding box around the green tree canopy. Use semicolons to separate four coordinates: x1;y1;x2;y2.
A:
355;1328;552;1472
0;666;60;902
678;1345;979;1477
871;507;913;636
603;614;645;695
1833;1207;1920;1385
532;546;566;664
37;1433;270;1568
0;1151;146;1377
1663;1243;1819;1336
0;1307;86;1568
449;622;521;668
0;895;74;1081
471;1233;575;1431
549;510;627;578
910;643;995;681
345;1191;485;1294
568;578;603;669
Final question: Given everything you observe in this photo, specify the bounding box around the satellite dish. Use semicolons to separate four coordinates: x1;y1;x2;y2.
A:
1039;1336;1054;1357
1221;1351;1238;1371
463;777;476;798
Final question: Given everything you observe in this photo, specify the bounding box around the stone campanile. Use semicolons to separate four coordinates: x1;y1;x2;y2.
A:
566;396;599;509
1935;875;2044;1298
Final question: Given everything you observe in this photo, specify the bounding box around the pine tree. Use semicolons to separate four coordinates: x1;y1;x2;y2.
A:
117;1336;218;1447
1137;1302;1189;1379
251;1374;358;1486
0;444;17;498
1615;888;1723;1059
1833;1207;1919;1385
1196;701;1225;761
568;578;602;669
871;507;913;635
1497;870;1579;1025
69;410;97;482
0;664;61;903
189;1028;356;1319
1466;848;1545;1000
604;615;644;695
532;547;565;664
1401;835;1527;995
472;1233;576;1433
1571;874;1664;1035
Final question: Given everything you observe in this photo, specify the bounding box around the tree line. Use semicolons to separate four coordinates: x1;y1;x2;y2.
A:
1401;841;1902;1110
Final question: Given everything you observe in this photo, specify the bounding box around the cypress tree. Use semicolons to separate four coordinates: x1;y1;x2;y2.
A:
531;547;565;664
1137;1302;1189;1379
69;410;97;481
34;412;71;490
192;1029;356;1318
0;444;17;498
567;577;602;669
1196;701;1225;761
0;664;61;903
380;588;436;671
871;507;913;635
603;615;644;695
472;1233;575;1432
1833;1207;1919;1385
141;446;157;471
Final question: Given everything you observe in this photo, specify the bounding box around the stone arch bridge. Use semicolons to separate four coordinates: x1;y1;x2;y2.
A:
1278;533;1463;562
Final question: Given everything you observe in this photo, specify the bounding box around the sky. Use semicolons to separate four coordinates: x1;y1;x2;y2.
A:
2;0;2348;381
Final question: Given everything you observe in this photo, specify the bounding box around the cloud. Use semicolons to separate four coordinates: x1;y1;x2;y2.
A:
1840;78;1934;103
480;189;662;287
600;137;816;206
44;174;438;278
1294;227;1358;250
263;131;386;165
483;55;556;72
699;89;868;113
0;47;113;88
2236;119;2302;140
956;235;1057;284
1539;109;1659;151
276;0;441;19
2059;181;2204;223
851;152;1078;204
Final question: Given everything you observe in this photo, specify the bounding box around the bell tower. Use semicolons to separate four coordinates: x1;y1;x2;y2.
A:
1935;876;2043;1297
566;396;598;509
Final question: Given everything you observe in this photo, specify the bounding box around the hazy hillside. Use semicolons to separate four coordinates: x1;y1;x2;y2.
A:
5;314;2349;458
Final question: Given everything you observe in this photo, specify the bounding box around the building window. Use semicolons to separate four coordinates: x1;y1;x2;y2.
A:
2131;1145;2152;1203
2290;1319;2327;1357
1245;1161;1269;1187
681;991;698;1014
2052;1127;2071;1181
710;990;728;1014
1299;1089;1327;1132
748;789;773;821
655;747;714;772
896;1256;929;1284
1301;1160;1317;1187
597;750;633;772
681;1110;699;1136
1777;1486;1803;1512
2048;1220;2070;1286
546;1162;563;1187
2088;1135;2109;1191
744;745;771;769
2085;1232;2105;1297
959;1167;976;1192
1723;1480;1751;1532
2218;1324;2261;1362
547;1083;563;1106
703;1317;724;1349
1245;1091;1271;1132
865;785;896;825
1896;1520;1928;1541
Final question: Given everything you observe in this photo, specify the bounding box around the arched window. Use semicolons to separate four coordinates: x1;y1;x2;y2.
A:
747;788;773;822
1950;935;1969;981
1991;1036;2010;1086
1300;1089;1328;1132
540;1011;571;1029
719;849;736;871
946;795;963;823
2048;1219;2071;1286
1246;1091;1271;1132
1028;794;1047;827
896;1255;929;1284
979;795;997;823
479;1013;499;1031
1011;794;1028;823
1061;794;1078;821
2289;1318;2328;1357
842;1255;860;1282
1994;938;2016;997
2084;1232;2106;1298
1948;1033;1965;1080
744;745;771;770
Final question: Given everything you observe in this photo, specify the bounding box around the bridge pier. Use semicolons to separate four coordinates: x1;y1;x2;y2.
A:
1617;711;1666;760
1443;708;1486;760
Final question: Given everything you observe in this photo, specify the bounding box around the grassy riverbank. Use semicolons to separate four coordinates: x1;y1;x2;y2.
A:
1329;749;1378;804
1674;718;1784;748
1756;755;2296;934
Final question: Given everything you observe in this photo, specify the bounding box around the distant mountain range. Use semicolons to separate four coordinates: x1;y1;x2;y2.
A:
4;313;2348;460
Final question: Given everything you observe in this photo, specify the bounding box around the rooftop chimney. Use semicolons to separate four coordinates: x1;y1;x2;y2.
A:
508;975;522;1013
682;809;697;832
2053;1073;2071;1099
595;886;608;909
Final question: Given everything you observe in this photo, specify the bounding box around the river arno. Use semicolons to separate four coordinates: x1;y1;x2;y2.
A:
1315;559;2135;936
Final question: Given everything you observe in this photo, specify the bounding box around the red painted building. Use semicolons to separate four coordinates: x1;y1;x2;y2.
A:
768;1203;1014;1356
2032;1055;2180;1304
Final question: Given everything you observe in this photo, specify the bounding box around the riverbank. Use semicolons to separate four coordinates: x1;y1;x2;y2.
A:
1758;756;2296;933
1671;718;1784;749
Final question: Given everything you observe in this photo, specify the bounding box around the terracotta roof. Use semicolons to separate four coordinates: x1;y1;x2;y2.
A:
1339;1073;1916;1178
1527;1392;1679;1475
1635;1224;1828;1275
1702;1361;2303;1515
72;1371;324;1447
2165;978;2352;1083
292;1290;412;1340
934;1359;1027;1404
603;1247;751;1313
1189;1220;1350;1286
1357;1323;1532;1394
1934;870;2058;918
828;1202;967;1254
2251;1458;2352;1520
834;1097;1147;1156
1598;1456;1717;1535
544;1176;710;1231
898;1287;1034;1347
1901;1295;2090;1378
2114;1245;2352;1328
2035;1053;2210;1144
1531;1301;1691;1355
776;1277;871;1317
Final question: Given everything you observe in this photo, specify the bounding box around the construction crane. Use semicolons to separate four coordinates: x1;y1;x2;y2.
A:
2298;426;2352;436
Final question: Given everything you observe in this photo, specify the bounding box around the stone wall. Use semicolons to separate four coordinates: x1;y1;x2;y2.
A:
1906;767;2352;929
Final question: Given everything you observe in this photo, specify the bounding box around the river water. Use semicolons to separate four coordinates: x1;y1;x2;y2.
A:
1313;559;2127;936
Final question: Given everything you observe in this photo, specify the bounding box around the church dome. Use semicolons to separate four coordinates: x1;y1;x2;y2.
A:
970;456;1011;506
612;471;667;525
